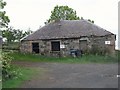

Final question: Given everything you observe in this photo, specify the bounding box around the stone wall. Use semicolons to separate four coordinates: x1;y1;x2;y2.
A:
20;41;32;53
20;34;116;57
60;39;79;57
89;35;116;55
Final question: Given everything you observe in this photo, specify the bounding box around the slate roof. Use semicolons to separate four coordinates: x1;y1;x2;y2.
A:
22;20;114;41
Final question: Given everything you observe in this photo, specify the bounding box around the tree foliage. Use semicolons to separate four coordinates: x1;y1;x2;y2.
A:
2;27;33;43
0;0;21;82
45;5;94;24
2;27;15;42
0;0;10;28
45;5;80;24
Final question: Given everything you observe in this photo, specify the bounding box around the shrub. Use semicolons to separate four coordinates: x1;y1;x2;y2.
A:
1;51;19;81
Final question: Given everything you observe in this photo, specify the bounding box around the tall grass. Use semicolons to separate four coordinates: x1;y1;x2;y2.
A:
9;51;118;63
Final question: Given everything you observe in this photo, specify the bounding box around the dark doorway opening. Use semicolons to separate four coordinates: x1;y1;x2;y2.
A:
32;43;39;53
51;41;60;51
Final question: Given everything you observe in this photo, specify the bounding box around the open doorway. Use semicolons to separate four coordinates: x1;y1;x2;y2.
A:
32;43;39;53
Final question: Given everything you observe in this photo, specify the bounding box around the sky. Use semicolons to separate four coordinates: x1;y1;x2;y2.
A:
4;0;119;49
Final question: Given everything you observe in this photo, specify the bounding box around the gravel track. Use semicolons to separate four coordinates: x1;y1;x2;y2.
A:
12;61;118;88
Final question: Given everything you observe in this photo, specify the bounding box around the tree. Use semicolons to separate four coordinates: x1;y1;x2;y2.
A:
45;5;94;24
0;0;18;82
0;0;10;28
45;5;80;24
15;28;33;42
2;27;15;43
2;27;33;42
24;28;33;36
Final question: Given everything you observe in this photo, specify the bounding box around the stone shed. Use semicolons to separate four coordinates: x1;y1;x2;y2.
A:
20;20;116;57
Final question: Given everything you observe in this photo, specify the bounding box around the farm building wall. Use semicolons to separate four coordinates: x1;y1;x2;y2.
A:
20;35;116;57
89;34;116;54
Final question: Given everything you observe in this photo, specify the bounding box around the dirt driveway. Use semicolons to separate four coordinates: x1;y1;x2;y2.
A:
13;61;118;88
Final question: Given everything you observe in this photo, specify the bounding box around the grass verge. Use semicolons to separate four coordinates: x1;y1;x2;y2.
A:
8;51;119;63
2;65;39;88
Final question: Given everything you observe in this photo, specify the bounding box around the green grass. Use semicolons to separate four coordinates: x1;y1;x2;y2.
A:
2;65;40;88
9;51;119;63
2;50;119;88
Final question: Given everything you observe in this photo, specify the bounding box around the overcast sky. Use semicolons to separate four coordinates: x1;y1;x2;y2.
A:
4;0;119;49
